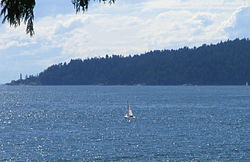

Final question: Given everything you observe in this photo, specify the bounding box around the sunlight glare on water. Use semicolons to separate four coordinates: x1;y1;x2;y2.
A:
0;86;249;161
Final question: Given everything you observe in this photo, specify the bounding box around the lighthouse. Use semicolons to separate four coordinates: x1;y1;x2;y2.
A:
20;73;23;80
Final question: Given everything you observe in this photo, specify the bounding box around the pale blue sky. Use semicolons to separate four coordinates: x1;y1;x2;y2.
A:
0;0;250;83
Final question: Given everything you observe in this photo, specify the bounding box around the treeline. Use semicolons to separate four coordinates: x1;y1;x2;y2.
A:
8;38;250;85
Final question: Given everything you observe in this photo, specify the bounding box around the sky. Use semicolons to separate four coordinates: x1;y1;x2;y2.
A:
0;0;250;83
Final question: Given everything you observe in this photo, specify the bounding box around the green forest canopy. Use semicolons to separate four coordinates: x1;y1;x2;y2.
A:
0;0;115;36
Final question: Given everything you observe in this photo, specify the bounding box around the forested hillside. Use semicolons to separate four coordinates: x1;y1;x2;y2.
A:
8;39;250;85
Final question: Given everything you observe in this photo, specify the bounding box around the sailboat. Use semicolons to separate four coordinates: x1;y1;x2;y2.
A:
124;104;135;119
246;82;248;86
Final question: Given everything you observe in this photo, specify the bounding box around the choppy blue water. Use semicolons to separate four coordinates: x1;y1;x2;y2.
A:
0;86;249;161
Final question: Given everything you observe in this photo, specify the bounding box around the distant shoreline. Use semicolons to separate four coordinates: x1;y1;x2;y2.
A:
4;84;249;86
6;39;250;86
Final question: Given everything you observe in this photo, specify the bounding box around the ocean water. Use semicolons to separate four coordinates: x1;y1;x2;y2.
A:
0;86;249;161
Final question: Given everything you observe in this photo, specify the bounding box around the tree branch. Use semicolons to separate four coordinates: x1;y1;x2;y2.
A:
1;0;35;36
0;0;115;36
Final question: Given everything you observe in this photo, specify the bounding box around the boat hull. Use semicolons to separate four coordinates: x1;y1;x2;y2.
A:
124;114;135;119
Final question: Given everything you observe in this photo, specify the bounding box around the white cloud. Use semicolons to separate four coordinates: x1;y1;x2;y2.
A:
0;24;34;50
192;13;216;26
29;9;221;57
142;0;245;11
224;4;250;39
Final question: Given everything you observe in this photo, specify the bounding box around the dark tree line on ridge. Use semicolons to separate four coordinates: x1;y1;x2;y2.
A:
8;38;250;85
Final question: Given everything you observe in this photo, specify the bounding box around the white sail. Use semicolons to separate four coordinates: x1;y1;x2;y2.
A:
128;105;133;116
124;104;135;119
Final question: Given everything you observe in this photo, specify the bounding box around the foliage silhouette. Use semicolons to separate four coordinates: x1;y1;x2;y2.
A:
0;0;115;36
